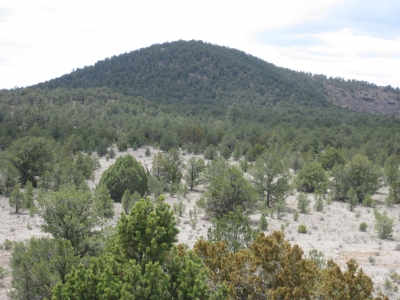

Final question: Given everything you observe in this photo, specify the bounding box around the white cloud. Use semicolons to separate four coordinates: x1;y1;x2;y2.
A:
0;0;399;89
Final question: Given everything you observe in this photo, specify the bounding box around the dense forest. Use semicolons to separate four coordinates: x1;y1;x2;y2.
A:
1;40;399;299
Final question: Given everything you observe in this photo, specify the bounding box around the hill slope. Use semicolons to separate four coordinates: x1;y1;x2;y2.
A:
35;40;400;115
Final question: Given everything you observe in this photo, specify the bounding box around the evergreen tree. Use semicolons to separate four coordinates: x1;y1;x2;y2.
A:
99;154;148;201
250;150;290;207
184;157;205;190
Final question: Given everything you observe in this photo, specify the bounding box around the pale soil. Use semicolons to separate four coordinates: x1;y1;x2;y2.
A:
1;147;400;299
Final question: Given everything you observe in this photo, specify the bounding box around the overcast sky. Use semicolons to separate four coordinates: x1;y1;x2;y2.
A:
1;0;399;90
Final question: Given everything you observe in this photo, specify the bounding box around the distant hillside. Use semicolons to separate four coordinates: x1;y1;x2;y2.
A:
35;40;400;115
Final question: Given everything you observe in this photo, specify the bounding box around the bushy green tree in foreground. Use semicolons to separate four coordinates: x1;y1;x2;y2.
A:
52;197;227;299
37;184;103;257
10;238;79;300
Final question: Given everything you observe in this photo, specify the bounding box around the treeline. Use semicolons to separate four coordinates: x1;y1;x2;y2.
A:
1;86;400;166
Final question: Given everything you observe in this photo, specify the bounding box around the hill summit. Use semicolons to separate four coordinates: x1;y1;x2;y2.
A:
36;40;400;115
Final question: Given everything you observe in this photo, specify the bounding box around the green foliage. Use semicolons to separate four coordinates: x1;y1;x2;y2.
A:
330;163;351;201
108;148;116;159
313;194;324;212
205;165;258;218
346;187;358;212
385;194;395;207
331;154;381;202
10;237;79;300
53;197;223;299
275;198;286;219
258;213;268;231
0;265;7;282
348;154;381;201
6;136;54;186
117;140;128;152
145;147;151;156
250;150;290;207
2;239;14;250
389;180;400;204
184;156;205;190
319;147;345;170
93;185;114;218
307;249;326;269
115;196;179;264
293;211;299;221
290;152;304;174
0;160;19;196
8;183;24;214
362;194;376;207
160;131;179;152
148;176;165;199
121;190;141;214
297;224;307;234
359;222;368;232
37;184;103;257
151;149;183;194
204;144;218;160
296;162;328;193
374;210;394;240
99;154;148;201
383;155;400;186
207;209;258;252
297;193;311;213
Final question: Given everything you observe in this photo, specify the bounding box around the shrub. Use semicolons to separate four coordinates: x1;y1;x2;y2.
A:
362;194;376;207
346;187;358;212
145;147;151;157
2;239;14;250
297;224;307;234
374;210;393;239
297;193;310;213
385;194;395;207
108;148;116;159
117;141;128;152
275;198;286;219
293;211;299;221
98;154;148;202
296;162;328;193
313;195;324;211
0;266;8;280
359;222;368;232
207;209;258;252
258;213;268;231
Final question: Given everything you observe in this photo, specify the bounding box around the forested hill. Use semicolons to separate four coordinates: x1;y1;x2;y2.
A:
35;40;400;115
35;40;326;109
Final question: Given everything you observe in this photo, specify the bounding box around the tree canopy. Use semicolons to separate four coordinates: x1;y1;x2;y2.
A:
98;154;148;201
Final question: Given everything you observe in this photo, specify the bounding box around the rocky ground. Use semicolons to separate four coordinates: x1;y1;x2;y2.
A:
1;146;400;299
